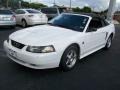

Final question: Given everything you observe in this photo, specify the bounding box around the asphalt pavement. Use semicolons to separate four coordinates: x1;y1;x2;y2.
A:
0;25;120;90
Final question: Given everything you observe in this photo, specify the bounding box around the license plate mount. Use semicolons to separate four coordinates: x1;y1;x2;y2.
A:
8;49;17;57
3;17;10;21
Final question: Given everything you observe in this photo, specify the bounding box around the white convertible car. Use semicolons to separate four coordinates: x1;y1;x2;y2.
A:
4;13;115;71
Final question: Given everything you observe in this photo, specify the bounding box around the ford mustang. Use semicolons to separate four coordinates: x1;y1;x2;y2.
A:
4;13;115;71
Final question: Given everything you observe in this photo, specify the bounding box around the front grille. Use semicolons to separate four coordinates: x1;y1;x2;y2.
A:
11;40;25;49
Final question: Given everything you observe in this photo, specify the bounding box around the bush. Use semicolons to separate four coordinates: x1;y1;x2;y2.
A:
73;6;92;13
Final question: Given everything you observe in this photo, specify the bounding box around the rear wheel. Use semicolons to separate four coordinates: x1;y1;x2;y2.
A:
60;45;79;71
22;20;27;28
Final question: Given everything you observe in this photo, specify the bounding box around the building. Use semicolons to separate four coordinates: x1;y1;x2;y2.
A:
0;0;6;8
0;0;22;9
114;11;120;23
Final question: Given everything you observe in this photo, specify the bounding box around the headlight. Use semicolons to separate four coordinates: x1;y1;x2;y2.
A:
26;45;55;53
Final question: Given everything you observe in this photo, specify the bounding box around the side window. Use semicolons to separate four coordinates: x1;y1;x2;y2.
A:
86;18;103;32
59;8;64;13
101;19;109;26
15;10;20;14
19;10;26;14
15;10;25;14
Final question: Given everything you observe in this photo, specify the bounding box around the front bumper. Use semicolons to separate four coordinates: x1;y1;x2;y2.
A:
4;41;60;69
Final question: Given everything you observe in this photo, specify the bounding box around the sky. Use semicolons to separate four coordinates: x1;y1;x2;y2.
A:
24;0;120;11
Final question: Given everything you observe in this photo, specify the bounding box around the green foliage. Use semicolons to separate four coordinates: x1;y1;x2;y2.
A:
0;0;47;9
73;6;92;13
21;1;29;8
73;7;81;12
82;6;92;13
21;1;47;9
0;0;6;7
0;0;22;9
29;3;47;9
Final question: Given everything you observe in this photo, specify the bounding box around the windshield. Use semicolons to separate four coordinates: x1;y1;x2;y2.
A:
48;14;89;32
41;8;57;14
26;9;40;14
0;10;13;15
59;8;66;13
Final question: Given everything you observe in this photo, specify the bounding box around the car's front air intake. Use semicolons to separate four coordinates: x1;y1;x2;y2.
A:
11;40;25;49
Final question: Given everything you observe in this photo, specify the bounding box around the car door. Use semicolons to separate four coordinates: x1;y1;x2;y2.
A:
15;10;21;24
83;18;106;54
15;10;26;25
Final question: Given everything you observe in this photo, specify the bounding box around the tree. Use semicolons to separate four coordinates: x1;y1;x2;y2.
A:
0;0;47;9
29;3;47;9
82;6;92;13
0;0;7;8
21;1;30;8
6;0;9;8
73;7;81;12
0;0;22;9
73;6;92;13
21;1;47;9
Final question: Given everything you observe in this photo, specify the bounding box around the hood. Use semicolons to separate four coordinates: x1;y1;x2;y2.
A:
10;25;80;46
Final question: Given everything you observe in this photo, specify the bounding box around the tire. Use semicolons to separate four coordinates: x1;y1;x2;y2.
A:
104;35;112;50
10;25;16;29
22;20;27;28
60;45;79;71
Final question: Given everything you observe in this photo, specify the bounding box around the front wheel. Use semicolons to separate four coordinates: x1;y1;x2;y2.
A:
60;45;79;71
104;36;112;50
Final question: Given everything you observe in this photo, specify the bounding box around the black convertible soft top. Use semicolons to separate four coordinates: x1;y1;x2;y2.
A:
70;12;105;19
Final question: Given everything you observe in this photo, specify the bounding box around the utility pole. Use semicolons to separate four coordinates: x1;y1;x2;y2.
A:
107;0;116;22
6;0;9;8
53;0;56;6
19;1;21;8
70;0;71;9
